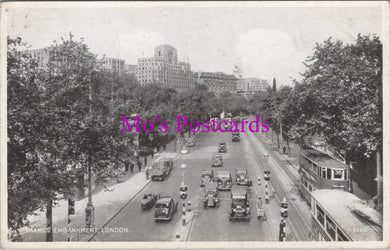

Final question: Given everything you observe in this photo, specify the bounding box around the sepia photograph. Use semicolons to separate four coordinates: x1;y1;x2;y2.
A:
0;1;389;248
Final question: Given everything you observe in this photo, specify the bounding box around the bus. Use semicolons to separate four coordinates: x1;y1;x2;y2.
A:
310;189;382;241
299;148;350;202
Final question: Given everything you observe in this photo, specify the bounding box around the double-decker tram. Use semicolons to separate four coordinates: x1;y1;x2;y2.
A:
310;189;382;241
299;148;350;202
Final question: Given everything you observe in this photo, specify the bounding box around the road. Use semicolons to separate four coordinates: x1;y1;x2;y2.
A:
91;122;311;241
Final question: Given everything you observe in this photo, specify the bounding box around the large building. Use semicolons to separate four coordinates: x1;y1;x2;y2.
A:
236;78;270;93
135;44;194;89
194;72;237;94
102;58;125;73
26;46;126;74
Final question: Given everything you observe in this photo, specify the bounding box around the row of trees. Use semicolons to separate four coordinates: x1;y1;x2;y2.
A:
253;34;382;162
7;36;254;240
252;34;382;208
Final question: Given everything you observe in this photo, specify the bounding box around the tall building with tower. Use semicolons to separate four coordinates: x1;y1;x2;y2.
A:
135;44;194;89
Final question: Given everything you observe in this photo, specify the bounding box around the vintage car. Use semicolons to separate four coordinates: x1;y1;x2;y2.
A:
141;193;160;210
232;132;240;142
200;169;214;186
235;168;252;186
218;143;227;153
150;158;174;181
229;186;250;221
211;153;223;167
154;197;178;221
203;182;219;208
216;170;233;191
264;169;271;181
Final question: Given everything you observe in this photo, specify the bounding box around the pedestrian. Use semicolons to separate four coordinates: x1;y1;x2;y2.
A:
163;144;167;151
145;167;149;179
283;146;286;155
130;162;134;174
124;159;130;172
144;157;147;167
137;160;142;173
151;150;154;159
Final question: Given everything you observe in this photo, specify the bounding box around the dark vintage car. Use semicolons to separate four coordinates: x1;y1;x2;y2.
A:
141;193;160;210
232;132;240;142
211;154;223;167
150;158;174;181
264;169;271;181
200;169;214;186
218;143;227;153
235;168;252;186
154;197;178;221
203;182;219;208
229;186;250;221
216;170;232;191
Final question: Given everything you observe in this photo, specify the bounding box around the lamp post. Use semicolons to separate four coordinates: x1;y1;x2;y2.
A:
180;163;186;185
179;163;188;226
263;152;270;204
130;113;139;163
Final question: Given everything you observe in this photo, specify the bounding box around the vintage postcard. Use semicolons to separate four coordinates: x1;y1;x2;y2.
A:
1;1;389;249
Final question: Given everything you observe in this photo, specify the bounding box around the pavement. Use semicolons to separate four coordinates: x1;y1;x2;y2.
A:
18;142;179;242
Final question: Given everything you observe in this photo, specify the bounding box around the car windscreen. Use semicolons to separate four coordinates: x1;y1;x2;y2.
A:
218;174;230;179
232;198;246;206
155;203;168;208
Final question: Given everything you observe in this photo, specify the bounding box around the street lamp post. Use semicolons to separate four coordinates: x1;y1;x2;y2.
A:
179;163;188;226
181;163;186;185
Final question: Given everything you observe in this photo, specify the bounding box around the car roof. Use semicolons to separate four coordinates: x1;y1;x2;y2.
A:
205;182;218;190
219;142;226;144
236;168;247;173
202;169;213;173
213;153;222;157
231;186;248;195
157;197;172;203
217;170;231;175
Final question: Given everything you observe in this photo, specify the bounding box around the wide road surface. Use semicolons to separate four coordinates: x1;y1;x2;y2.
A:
92;123;310;241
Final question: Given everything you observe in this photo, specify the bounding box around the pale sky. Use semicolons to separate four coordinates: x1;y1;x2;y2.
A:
6;2;384;86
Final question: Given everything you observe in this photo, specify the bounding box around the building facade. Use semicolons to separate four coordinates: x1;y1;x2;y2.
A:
135;44;194;89
236;78;270;93
102;58;125;73
194;71;237;94
125;64;136;75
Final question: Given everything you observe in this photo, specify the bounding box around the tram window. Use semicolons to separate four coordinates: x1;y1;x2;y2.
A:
313;163;318;173
337;228;349;241
326;216;336;240
322;168;327;179
327;168;332;180
333;170;343;180
316;205;325;227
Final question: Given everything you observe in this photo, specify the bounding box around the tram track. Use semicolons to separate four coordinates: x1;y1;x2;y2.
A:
245;131;310;241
